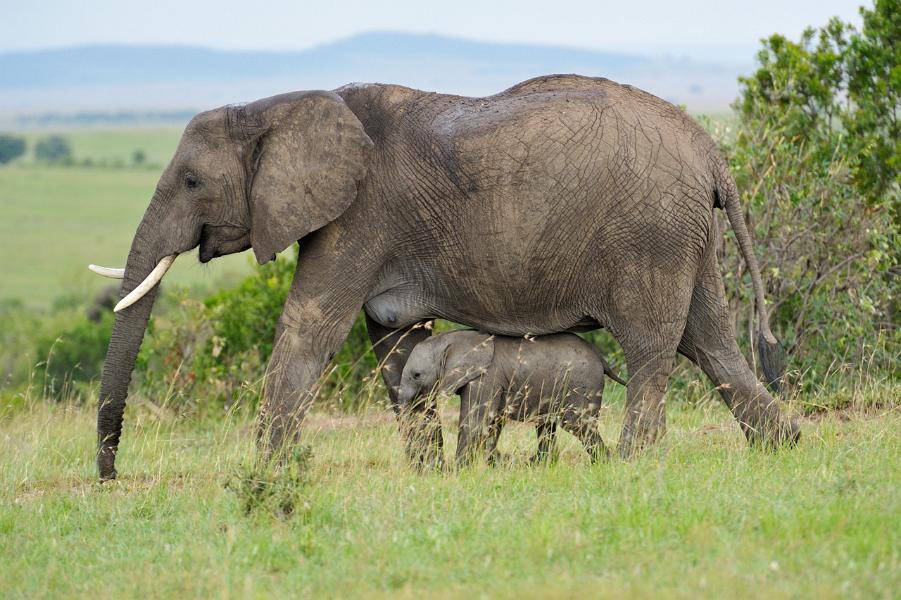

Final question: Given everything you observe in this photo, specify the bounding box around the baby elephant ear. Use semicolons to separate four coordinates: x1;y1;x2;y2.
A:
442;332;496;393
239;91;373;264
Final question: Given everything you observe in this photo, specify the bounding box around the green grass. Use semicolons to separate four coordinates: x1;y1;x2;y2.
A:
0;128;253;307
1;386;898;598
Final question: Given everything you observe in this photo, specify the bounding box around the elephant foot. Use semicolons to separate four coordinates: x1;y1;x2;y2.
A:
97;445;118;481
405;433;445;472
529;450;555;465
616;423;666;460
487;450;514;467
746;416;801;450
583;441;611;464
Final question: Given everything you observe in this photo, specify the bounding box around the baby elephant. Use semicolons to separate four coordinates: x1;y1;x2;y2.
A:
396;330;626;465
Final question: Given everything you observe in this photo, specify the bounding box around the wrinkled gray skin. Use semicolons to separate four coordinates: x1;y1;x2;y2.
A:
396;331;627;465
96;74;799;481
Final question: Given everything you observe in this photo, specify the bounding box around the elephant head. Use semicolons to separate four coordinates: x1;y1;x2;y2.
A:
396;331;495;408
91;91;373;480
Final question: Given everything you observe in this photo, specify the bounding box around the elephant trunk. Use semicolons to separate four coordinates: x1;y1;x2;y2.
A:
96;201;177;480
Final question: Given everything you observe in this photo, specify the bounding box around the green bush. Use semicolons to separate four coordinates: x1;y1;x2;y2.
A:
718;0;899;394
0;300;40;385
33;311;113;399
0;134;26;165
34;135;72;165
135;249;379;413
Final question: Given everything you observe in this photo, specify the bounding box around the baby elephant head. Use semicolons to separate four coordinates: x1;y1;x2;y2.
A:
396;331;495;408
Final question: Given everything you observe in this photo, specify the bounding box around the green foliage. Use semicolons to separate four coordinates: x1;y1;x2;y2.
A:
0;296;116;400
844;0;901;199
723;0;899;392
135;249;379;412
34;135;72;164
0;300;41;385
0;134;25;165
149;252;298;409
131;149;146;166
32;311;113;399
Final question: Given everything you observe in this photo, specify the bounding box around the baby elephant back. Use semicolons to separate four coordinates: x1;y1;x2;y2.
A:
506;333;607;413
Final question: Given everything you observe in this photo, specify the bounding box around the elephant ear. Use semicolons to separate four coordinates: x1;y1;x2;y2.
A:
440;332;496;394
239;91;373;264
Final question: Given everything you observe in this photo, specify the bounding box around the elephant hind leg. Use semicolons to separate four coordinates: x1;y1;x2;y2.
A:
677;258;800;447
561;411;608;462
602;302;689;459
598;270;695;459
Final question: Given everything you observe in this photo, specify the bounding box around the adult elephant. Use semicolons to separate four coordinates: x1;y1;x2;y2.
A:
91;75;798;480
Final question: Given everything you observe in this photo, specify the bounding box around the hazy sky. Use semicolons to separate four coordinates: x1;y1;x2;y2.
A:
4;0;865;61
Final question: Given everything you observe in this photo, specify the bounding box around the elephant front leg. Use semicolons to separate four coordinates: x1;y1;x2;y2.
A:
606;302;689;459
257;308;360;460
256;242;372;463
365;314;442;469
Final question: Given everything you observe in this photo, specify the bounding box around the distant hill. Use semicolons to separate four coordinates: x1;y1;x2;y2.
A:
0;32;748;123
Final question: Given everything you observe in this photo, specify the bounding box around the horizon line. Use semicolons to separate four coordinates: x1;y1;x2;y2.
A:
0;30;754;66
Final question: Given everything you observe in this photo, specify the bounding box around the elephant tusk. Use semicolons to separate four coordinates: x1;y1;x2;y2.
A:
113;254;177;312
88;264;126;279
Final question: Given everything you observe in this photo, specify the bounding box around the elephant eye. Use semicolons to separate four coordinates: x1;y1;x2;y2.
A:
413;372;421;380
184;173;200;190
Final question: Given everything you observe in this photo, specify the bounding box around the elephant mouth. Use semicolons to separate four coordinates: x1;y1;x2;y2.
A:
199;225;251;263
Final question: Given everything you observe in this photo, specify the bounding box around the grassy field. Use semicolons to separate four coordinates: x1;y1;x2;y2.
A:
19;127;185;167
0;128;253;307
1;385;898;598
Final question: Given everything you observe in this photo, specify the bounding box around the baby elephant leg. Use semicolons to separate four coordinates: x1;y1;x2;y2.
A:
531;418;558;464
456;381;497;467
484;416;505;466
561;394;608;462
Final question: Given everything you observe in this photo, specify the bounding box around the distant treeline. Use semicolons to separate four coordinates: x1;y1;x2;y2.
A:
14;110;195;128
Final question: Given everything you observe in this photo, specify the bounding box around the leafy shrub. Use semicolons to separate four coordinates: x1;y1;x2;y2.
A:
34;135;72;165
0;134;25;165
0;300;40;385
33;311;113;399
718;0;899;393
136;249;379;413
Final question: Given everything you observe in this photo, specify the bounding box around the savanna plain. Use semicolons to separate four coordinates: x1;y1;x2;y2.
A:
1;125;899;598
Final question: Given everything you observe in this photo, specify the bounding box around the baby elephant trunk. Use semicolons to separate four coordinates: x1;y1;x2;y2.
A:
395;385;418;409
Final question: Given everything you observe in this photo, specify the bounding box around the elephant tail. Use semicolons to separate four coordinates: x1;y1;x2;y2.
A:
713;158;785;393
596;354;627;387
604;364;628;387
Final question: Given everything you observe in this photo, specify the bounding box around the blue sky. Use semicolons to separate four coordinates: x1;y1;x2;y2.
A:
4;0;864;62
